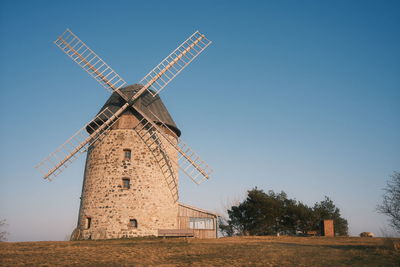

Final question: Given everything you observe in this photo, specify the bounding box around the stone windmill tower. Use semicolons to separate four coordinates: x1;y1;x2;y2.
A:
36;29;214;240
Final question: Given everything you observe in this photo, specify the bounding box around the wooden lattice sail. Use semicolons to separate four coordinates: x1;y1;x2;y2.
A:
36;29;213;189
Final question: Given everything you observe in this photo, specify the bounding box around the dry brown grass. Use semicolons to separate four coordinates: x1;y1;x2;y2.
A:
1;236;399;266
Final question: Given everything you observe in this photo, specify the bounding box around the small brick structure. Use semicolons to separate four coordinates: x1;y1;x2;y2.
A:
321;219;334;237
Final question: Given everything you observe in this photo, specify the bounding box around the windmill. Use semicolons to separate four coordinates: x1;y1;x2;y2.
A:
36;29;214;240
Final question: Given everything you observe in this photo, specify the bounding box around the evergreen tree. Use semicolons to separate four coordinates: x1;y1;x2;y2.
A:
220;188;349;236
313;196;348;236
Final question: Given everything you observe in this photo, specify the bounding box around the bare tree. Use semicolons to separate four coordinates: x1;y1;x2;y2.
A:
377;172;400;233
218;193;245;237
0;219;9;242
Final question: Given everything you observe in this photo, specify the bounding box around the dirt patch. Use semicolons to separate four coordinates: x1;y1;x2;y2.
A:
0;236;399;266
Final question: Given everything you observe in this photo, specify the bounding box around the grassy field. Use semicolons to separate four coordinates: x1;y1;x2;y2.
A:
1;236;399;266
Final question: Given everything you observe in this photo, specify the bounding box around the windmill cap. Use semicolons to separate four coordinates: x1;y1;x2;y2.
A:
89;84;181;137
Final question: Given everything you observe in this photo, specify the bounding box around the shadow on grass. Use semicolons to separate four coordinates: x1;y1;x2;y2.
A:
268;242;382;251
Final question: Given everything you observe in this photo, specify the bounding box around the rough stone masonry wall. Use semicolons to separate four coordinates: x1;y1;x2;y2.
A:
76;114;179;240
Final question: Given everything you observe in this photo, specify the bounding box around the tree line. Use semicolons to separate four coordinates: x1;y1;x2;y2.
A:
219;188;348;236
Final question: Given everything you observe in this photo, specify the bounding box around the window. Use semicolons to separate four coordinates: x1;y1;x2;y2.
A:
122;178;130;189
85;217;91;229
189;217;214;229
129;219;138;228
123;149;131;160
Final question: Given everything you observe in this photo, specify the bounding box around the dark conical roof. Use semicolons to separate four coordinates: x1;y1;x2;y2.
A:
95;84;181;137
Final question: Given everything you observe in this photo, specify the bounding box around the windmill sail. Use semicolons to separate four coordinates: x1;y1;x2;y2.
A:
139;31;212;98
135;119;179;202
36;105;128;180
38;29;212;184
54;29;128;100
134;107;212;184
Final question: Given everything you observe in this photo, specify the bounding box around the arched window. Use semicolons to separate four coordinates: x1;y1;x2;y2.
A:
85;217;92;229
122;178;130;189
123;149;131;160
129;219;138;228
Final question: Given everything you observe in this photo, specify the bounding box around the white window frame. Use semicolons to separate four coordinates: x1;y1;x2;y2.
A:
189;217;214;230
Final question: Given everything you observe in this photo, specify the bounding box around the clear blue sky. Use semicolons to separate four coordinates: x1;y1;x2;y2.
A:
0;0;399;241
